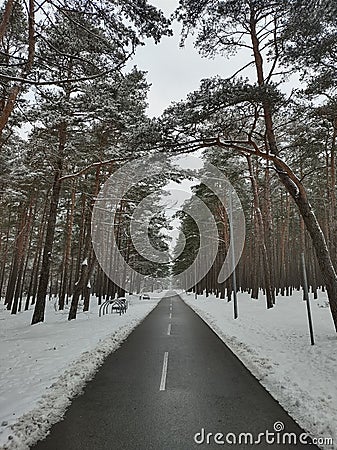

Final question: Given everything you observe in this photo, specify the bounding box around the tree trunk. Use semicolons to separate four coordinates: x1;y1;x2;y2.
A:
31;168;62;324
247;155;275;308
0;212;11;298
59;185;75;310
68;252;96;320
0;0;35;137
68;165;101;319
12;198;34;314
249;9;337;330
0;0;15;41
5;204;26;310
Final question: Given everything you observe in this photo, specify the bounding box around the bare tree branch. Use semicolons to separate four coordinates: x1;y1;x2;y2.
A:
59;157;129;181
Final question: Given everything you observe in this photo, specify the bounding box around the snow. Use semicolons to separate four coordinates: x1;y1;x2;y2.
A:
183;290;337;449
2;289;336;449
0;293;162;450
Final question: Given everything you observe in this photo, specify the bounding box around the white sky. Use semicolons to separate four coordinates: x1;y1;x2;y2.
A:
129;0;252;117
160;155;204;251
129;0;302;117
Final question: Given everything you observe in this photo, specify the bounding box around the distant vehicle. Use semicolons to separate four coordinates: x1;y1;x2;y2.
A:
142;294;150;300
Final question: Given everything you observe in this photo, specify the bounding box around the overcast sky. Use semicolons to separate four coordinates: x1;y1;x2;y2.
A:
130;0;251;117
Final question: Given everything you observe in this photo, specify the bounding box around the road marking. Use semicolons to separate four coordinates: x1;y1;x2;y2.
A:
169;312;172;319
159;352;169;391
167;323;171;335
170;305;172;311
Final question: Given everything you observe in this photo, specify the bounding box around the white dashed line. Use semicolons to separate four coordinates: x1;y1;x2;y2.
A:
169;312;172;319
159;352;169;391
167;323;172;335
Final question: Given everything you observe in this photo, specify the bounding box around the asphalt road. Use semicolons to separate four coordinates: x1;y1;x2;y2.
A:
32;293;319;449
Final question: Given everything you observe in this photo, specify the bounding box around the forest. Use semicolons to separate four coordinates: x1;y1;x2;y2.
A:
1;0;337;332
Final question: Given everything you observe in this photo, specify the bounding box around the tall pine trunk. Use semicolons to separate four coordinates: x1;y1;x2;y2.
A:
246;155;275;308
31;168;62;324
249;11;337;331
59;185;75;310
31;123;66;325
68;166;101;320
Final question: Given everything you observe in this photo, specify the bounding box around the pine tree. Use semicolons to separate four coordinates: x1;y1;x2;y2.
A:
169;0;337;330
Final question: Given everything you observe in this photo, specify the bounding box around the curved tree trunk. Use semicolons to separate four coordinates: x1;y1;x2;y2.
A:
248;10;337;331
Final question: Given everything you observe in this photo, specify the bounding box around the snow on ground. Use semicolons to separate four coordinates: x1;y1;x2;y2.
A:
0;293;163;450
183;290;337;449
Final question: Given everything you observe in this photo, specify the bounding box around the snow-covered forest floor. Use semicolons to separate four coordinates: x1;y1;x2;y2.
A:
1;291;336;449
0;294;162;449
183;290;337;449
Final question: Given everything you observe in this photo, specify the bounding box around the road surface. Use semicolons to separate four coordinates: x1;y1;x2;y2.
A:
33;293;319;449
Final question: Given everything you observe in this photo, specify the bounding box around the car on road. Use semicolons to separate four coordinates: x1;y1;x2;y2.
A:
141;294;150;300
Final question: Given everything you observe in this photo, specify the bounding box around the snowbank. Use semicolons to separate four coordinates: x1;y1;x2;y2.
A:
0;293;162;449
183;290;337;449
